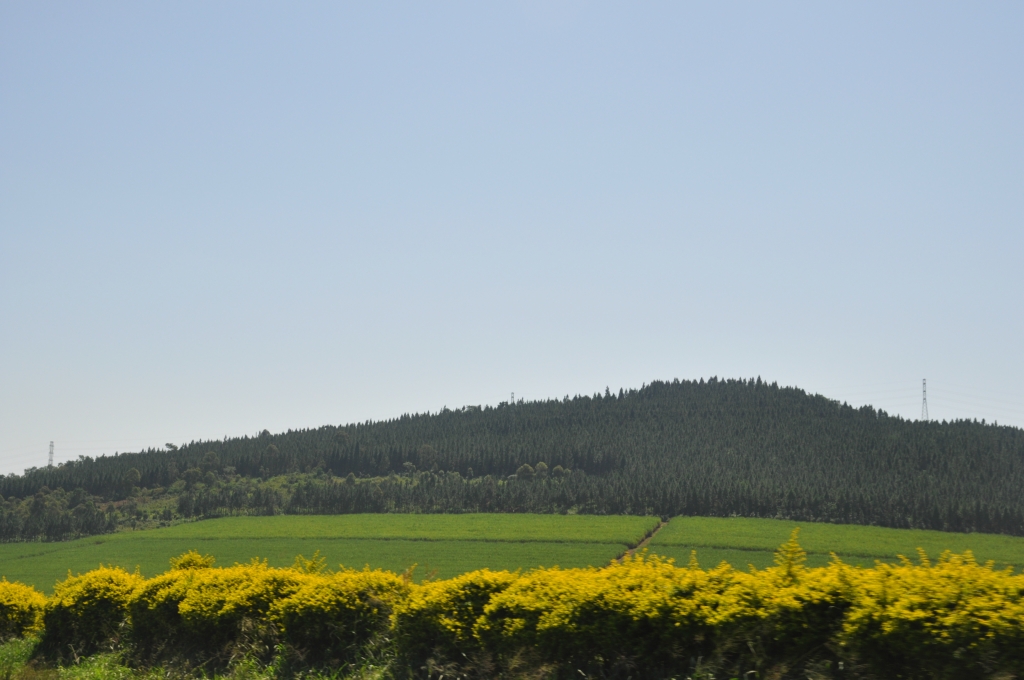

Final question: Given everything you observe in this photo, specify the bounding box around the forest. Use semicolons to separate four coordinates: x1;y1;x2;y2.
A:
3;377;1023;541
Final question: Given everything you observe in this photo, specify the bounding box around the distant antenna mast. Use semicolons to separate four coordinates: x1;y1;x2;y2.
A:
921;379;929;422
48;441;54;467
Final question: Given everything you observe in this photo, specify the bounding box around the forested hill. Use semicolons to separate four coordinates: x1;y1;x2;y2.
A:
5;378;1024;540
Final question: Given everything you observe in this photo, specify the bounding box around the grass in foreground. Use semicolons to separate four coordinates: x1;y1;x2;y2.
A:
647;516;1024;570
0;638;34;680
0;642;369;680
0;514;658;593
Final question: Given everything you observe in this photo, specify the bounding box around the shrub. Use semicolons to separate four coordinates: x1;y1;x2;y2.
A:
722;532;855;673
475;554;747;677
270;567;410;667
839;550;1024;678
130;553;407;670
129;558;309;666
168;550;215;571
0;580;45;641
38;566;143;661
467;540;1024;678
25;540;1024;678
393;569;518;672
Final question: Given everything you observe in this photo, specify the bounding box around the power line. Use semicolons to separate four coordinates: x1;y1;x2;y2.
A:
943;382;1024;402
927;398;1023;420
933;389;1024;409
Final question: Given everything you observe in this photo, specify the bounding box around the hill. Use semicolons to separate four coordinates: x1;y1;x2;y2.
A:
3;377;1023;541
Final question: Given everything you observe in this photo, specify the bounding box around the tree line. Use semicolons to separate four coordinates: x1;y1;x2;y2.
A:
3;377;1023;540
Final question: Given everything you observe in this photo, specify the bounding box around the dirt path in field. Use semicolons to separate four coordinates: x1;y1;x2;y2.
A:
616;519;668;562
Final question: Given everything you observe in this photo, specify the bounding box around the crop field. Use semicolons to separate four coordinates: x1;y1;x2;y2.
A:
6;513;1024;595
0;514;658;593
646;516;1024;570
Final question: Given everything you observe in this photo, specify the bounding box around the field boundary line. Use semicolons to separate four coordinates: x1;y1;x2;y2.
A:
615;519;667;562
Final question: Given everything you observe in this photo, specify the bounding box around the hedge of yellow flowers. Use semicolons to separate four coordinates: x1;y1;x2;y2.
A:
4;536;1024;677
39;565;143;661
0;578;45;641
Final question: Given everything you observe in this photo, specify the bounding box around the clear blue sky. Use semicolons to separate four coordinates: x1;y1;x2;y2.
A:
2;2;1022;474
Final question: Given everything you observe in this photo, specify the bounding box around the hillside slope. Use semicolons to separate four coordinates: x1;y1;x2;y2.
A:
4;378;1023;539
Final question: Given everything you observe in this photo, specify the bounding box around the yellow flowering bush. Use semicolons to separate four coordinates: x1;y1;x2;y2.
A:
269;567;410;665
839;550;1024;678
0;579;45;640
472;555;727;673
732;534;857;668
467;552;847;676
129;556;310;664
168;549;216;570
393;536;1024;677
19;538;1024;677
129;552;409;668
393;569;519;669
39;565;143;661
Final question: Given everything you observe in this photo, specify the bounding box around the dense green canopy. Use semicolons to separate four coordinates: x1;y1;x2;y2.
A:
4;378;1023;540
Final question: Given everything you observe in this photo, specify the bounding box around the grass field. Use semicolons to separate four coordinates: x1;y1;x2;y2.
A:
0;514;659;592
646;516;1024;570
6;513;1023;594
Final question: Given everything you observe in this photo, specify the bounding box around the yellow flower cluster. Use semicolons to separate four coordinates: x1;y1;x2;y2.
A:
39;565;144;661
129;556;309;661
12;534;1024;676
129;553;408;665
840;550;1024;675
272;568;409;665
0;578;45;640
394;568;519;663
393;534;1024;677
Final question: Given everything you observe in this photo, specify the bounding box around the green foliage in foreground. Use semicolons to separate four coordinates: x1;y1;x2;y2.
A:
6;536;1024;679
649;516;1024;571
0;637;34;679
0;515;657;593
0;644;372;680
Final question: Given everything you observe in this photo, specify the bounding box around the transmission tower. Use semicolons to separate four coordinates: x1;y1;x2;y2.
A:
48;441;54;467
921;379;929;422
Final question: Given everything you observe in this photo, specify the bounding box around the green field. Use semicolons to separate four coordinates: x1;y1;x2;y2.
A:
6;514;1024;594
646;516;1024;571
0;514;658;592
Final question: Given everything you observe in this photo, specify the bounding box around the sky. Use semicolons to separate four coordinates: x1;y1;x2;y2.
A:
1;2;1022;475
